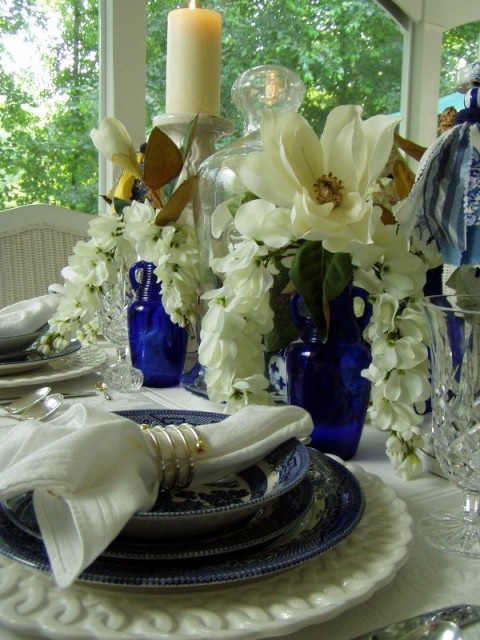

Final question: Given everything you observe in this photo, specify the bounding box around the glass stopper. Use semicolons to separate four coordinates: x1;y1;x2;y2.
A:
232;65;305;134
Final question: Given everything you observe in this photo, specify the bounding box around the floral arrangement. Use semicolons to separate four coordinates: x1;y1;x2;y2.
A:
197;105;440;479
41;104;443;480
39;117;201;353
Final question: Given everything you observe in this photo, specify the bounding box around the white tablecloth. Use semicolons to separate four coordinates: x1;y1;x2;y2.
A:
0;354;479;640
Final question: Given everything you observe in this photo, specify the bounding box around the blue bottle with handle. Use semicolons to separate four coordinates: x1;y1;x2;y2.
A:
128;261;187;387
286;284;371;459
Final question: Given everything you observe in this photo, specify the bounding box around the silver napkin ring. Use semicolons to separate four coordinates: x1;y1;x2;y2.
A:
141;422;206;490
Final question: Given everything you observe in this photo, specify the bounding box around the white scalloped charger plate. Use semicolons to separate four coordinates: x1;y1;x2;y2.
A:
0;462;413;640
0;346;108;388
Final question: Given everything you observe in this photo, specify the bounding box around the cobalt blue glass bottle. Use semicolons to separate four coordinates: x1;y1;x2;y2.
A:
128;261;188;387
286;284;371;460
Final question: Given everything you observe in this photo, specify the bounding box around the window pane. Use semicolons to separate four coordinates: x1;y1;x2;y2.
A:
146;0;403;137
441;21;480;95
0;0;99;212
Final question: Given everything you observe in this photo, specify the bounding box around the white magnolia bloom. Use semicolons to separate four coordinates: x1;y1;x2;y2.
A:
230;106;400;253
90;117;142;180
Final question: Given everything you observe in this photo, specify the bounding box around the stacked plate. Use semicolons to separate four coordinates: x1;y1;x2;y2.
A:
0;409;366;588
0;326;81;375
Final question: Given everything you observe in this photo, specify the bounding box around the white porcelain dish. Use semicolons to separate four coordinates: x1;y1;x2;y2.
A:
0;461;413;639
0;346;108;388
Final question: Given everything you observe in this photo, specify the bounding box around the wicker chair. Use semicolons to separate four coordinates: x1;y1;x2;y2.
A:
0;204;92;308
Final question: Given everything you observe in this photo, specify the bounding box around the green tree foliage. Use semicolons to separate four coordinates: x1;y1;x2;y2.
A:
146;0;403;136
0;0;98;212
0;0;478;212
441;22;480;94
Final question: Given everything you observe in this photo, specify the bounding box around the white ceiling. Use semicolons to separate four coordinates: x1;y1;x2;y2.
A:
392;0;480;30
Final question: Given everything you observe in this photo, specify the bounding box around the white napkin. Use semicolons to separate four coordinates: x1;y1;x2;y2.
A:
0;403;312;587
0;293;61;337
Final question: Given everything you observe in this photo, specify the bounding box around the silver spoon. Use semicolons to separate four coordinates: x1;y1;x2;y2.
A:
7;393;64;421
400;620;462;640
1;386;52;415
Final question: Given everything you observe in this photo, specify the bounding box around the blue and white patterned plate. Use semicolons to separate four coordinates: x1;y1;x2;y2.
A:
0;324;48;356
0;339;81;374
2;474;314;560
114;409;311;539
0;449;365;587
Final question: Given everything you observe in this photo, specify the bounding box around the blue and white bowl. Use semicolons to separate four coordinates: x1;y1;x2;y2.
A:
115;409;311;539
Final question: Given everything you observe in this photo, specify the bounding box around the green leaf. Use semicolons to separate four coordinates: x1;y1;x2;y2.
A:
289;241;352;342
263;261;298;352
323;250;353;302
112;197;132;214
180;115;199;162
155;176;198;226
143;127;183;191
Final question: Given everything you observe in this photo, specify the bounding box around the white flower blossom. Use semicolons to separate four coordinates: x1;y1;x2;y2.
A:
228;107;400;253
386;432;424;479
42;202;199;349
90;117;142;180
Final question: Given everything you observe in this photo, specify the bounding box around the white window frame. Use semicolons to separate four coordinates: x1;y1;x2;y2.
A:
98;0;147;205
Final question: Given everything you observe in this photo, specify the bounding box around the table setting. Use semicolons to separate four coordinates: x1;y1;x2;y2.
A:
0;381;478;640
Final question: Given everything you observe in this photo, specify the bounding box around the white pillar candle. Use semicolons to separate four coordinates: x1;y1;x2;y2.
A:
166;3;222;116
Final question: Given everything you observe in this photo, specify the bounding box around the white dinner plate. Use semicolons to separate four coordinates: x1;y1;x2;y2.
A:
0;346;108;388
0;462;413;639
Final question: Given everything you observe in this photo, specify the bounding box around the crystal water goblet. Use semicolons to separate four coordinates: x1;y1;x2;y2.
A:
97;269;144;392
419;293;480;556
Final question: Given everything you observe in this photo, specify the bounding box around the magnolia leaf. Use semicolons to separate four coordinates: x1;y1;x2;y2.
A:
289;241;352;342
155;176;198;226
180;115;199;161
144;127;183;191
393;158;415;200
394;132;426;162
264;261;298;353
380;205;397;226
322;250;353;302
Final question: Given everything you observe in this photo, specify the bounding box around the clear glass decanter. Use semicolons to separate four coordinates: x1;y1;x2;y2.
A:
196;64;305;281
181;65;305;396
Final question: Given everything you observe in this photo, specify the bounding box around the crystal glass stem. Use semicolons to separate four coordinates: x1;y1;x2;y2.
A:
115;345;130;364
464;490;480;524
418;294;480;556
